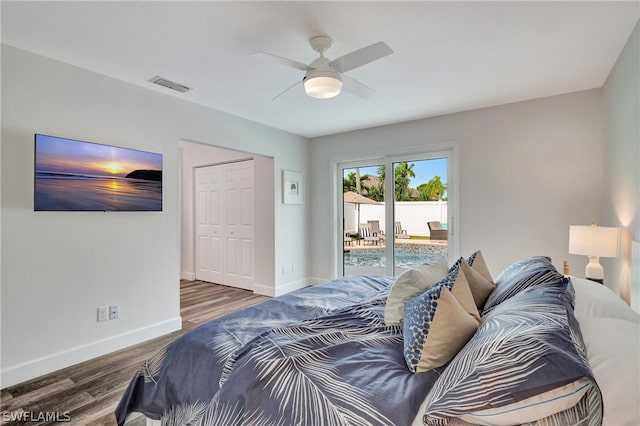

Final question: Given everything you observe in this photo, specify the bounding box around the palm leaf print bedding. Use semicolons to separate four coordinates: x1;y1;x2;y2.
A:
116;276;440;426
116;271;601;426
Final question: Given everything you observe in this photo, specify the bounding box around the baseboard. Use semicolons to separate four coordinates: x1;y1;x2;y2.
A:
181;271;195;281
0;316;182;389
307;276;330;286
253;278;312;297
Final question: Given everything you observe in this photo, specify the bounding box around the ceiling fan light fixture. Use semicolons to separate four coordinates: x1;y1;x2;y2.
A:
303;74;342;99
255;36;391;100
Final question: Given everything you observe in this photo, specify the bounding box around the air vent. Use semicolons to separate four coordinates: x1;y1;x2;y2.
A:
149;76;192;93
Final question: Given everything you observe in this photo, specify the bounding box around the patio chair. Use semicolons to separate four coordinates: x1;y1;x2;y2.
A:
428;221;448;240
367;220;385;242
359;223;382;245
394;222;410;239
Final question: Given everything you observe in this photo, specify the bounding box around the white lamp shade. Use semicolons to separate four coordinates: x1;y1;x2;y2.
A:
569;225;620;258
303;75;342;99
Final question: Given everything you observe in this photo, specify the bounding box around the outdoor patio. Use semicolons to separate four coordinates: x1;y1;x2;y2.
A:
342;192;449;275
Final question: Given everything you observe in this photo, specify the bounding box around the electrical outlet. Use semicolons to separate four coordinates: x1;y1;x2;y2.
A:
97;306;109;322
109;304;119;320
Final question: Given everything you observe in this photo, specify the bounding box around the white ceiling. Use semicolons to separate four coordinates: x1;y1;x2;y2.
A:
2;1;638;138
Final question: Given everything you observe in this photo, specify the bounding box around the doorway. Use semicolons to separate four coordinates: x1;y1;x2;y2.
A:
180;140;275;295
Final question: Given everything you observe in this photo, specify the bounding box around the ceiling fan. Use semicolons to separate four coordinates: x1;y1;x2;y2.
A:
252;36;393;100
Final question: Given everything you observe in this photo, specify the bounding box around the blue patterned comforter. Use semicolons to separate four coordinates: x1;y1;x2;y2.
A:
116;270;601;426
115;276;440;426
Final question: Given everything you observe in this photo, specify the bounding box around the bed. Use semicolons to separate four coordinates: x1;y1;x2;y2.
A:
116;253;640;426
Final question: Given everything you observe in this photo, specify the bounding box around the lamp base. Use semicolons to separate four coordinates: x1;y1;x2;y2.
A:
585;256;604;284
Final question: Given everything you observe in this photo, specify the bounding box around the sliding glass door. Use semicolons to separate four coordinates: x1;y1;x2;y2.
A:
339;150;454;277
392;157;449;275
342;162;386;276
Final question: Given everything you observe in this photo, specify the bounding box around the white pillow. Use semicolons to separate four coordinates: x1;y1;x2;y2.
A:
571;277;640;323
579;317;640;425
384;258;449;325
458;377;591;426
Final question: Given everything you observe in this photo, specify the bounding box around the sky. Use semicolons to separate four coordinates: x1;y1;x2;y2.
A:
35;134;162;178
344;158;447;189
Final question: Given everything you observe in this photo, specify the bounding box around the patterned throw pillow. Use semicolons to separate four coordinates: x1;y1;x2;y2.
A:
384;258;449;325
482;256;567;316
403;266;481;373
423;283;603;426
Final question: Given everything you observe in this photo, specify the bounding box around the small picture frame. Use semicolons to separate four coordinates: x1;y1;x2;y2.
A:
283;170;304;204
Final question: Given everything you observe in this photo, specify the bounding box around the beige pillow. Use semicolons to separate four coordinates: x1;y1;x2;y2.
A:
448;267;481;323
468;251;493;283
384;258;449;325
460;258;495;308
403;267;481;372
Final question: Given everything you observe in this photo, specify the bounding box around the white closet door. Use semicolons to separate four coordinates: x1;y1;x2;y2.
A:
195;166;224;283
195;160;254;290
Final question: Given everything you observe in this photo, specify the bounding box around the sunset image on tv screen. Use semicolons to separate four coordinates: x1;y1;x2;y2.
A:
34;134;162;211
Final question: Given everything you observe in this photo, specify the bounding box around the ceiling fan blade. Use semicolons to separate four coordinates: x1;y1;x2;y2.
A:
341;75;376;99
272;80;302;101
252;51;311;72
329;41;393;74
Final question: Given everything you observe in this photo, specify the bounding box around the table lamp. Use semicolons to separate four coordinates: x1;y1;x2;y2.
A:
568;224;619;284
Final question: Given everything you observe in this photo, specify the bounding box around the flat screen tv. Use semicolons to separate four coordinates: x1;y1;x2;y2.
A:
34;134;163;211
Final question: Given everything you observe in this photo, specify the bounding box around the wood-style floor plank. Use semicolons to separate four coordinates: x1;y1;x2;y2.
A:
0;281;269;426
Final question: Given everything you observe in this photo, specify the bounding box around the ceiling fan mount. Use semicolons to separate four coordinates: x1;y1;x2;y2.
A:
252;35;393;100
309;35;333;55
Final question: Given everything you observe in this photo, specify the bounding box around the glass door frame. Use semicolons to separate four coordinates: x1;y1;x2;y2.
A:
338;158;385;277
336;146;458;277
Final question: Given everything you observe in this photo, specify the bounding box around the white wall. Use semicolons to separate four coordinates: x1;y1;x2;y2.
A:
602;20;640;309
310;90;605;279
0;45;309;387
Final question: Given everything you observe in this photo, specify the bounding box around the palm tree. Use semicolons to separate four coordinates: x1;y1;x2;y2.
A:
343;171;369;194
366;184;384;202
417;176;447;201
393;162;415;201
372;163;416;201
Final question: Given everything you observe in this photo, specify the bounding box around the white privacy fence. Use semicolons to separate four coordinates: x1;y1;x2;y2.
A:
344;201;448;237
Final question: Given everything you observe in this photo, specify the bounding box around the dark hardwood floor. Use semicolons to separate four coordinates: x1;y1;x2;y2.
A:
0;281;269;426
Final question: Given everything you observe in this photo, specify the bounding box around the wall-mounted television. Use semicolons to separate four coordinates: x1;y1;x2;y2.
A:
34;134;163;211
